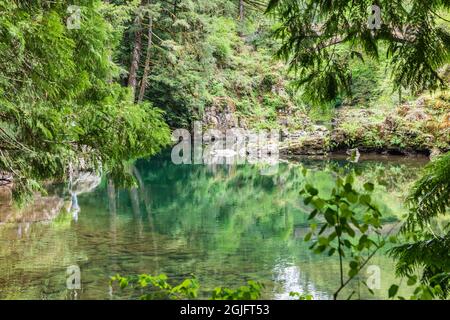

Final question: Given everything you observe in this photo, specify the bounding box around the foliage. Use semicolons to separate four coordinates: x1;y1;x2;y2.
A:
389;152;450;299
111;0;301;129
110;273;263;300
110;274;199;300
0;0;170;200
332;95;450;154
266;0;450;105
1;0;449;302
289;292;313;300
210;281;264;300
300;167;388;299
389;234;450;298
404;152;450;230
388;274;449;300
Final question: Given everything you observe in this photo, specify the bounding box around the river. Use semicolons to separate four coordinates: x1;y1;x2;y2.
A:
0;153;428;299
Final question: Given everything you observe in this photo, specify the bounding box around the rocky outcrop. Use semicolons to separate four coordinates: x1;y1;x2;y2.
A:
69;170;102;196
0;171;12;188
278;109;313;139
280;125;330;156
202;97;244;130
330;94;449;155
200;88;448;157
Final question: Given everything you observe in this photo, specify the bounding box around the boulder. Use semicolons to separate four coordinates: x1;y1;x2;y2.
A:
281;126;330;156
202;97;240;131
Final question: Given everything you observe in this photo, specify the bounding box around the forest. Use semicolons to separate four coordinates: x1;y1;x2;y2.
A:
0;0;449;301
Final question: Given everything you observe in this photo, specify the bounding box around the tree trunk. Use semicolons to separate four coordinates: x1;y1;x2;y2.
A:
137;15;153;103
127;1;146;97
239;0;244;21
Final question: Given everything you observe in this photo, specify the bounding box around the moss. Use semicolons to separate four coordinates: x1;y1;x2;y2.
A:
331;95;449;154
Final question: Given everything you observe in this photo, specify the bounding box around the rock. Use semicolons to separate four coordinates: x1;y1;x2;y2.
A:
70;170;101;196
416;97;426;107
287;130;308;139
0;171;12;188
202;97;240;131
330;128;346;147
430;148;442;160
404;108;431;122
382;116;398;132
281;126;330;156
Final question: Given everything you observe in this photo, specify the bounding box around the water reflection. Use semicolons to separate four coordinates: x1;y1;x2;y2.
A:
0;153;427;299
273;264;330;300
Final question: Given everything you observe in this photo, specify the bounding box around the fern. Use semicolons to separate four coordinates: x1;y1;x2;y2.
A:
390;234;450;298
390;152;450;298
404;152;450;231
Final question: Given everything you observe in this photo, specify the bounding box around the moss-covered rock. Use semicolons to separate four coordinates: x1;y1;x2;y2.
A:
330;93;449;155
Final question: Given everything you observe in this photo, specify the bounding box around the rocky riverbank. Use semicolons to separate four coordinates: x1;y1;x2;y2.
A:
330;93;449;157
201;90;449;159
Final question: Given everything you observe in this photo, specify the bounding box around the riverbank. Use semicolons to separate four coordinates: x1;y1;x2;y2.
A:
200;90;449;158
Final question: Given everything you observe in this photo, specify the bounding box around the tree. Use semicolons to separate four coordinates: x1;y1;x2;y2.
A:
0;0;170;199
239;0;245;21
128;0;146;96
138;11;154;103
266;0;450;105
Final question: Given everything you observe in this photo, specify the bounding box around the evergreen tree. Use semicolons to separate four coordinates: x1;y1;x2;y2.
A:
266;0;450;105
0;0;170;199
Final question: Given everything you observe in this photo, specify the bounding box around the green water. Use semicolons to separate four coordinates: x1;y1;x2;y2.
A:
0;153;427;299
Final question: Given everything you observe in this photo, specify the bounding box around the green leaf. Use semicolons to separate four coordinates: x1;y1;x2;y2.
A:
348;268;358;278
359;194;371;205
312;198;326;209
324;208;337;225
308;209;318;220
344;183;352;192
345;225;356;237
305;184;318;196
304;196;313;205
318;223;328;235
388;284;399;298
328;231;337;242
407;276;417;286
304;232;312;242
343;239;352;248
346;192;358;203
345;175;354;185
318;237;329;246
363;182;374;192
